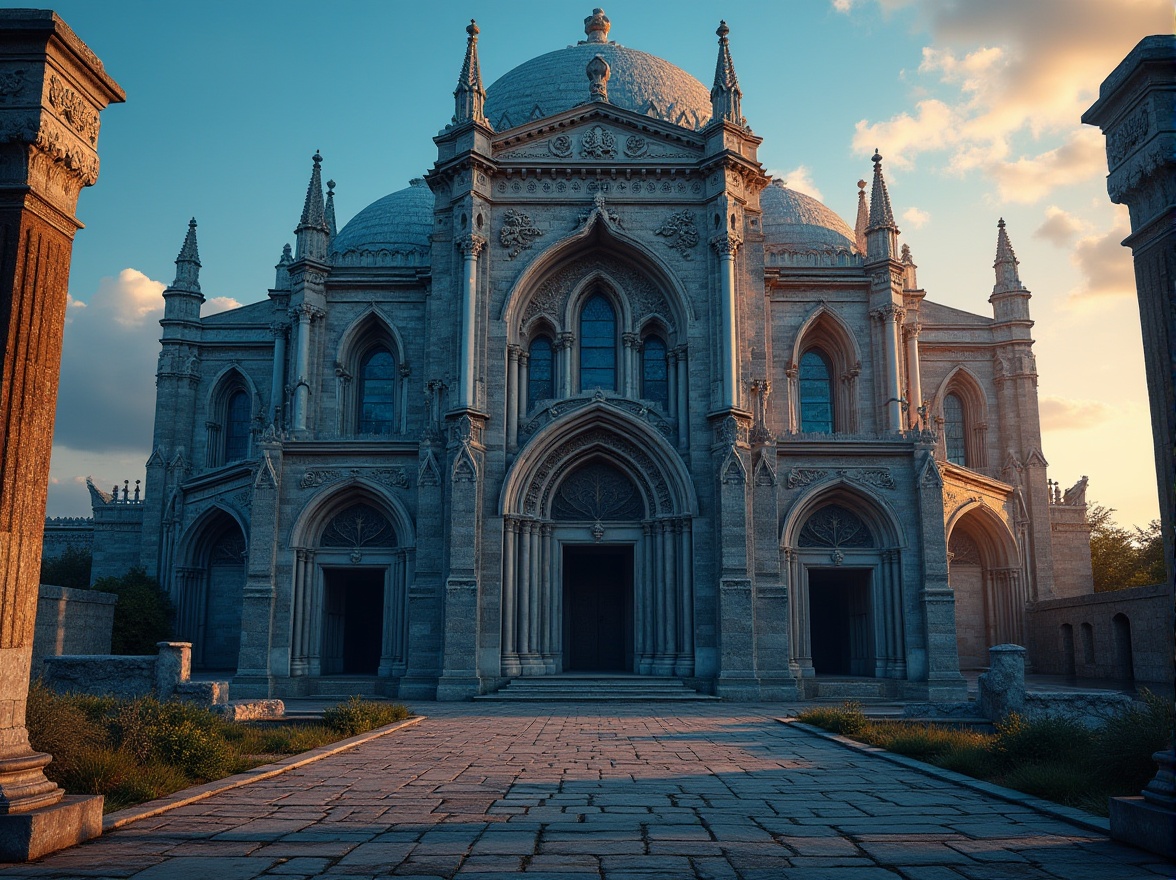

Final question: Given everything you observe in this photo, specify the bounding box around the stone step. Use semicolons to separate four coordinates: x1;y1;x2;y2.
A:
478;675;719;702
303;677;387;699
803;677;900;701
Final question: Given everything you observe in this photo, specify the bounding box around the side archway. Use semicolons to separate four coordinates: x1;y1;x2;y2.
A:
174;504;249;671
781;481;906;680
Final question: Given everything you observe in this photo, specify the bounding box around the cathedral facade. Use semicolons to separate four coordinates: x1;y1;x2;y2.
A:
115;10;1093;701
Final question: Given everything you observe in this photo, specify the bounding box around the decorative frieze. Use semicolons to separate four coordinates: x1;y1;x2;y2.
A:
298;466;411;491
499;209;543;259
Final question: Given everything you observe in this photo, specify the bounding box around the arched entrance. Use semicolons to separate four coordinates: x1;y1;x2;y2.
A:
782;487;906;680
946;505;1022;669
499;406;697;678
288;487;413;681
174;507;247;672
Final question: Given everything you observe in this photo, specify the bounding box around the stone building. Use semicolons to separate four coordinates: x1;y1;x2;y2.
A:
101;10;1094;700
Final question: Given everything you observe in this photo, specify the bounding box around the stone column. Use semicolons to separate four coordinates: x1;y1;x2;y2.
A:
456;233;486;408
872;304;904;432
905;323;922;429
557;332;574;397
269;322;287;425
506;344;520;449
711;234;741;410
517;351;529;422
675;345;689;450
0;10;123;860
501;518;518;675
290;304;316;433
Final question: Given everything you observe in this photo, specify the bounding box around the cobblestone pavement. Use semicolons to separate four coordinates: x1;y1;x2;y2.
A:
3;703;1168;879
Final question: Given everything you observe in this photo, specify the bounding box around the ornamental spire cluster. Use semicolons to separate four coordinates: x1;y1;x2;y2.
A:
453;19;487;125
993;218;1024;293
866;150;896;231
295;151;330;262
172;218;201;293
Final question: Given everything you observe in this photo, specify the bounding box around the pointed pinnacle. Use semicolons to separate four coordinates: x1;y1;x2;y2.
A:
454;19;487;125
867;150;896;231
177;217;200;265
171;217;201;292
854;179;868;254
994;217;1022;289
325;178;337;238
298;151;327;230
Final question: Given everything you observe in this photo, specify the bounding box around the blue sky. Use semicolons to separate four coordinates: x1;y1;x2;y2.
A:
43;0;1169;529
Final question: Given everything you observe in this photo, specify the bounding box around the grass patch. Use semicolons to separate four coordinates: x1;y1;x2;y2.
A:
794;693;1173;817
26;683;411;813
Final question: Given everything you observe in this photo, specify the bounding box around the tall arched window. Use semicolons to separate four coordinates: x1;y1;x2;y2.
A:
358;348;396;434
579;294;616;392
528;336;554;407
799;350;833;433
943;393;966;465
641;337;668;406
223;390;251;462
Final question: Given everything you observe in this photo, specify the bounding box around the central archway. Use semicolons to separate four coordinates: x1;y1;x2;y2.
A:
499;404;697;677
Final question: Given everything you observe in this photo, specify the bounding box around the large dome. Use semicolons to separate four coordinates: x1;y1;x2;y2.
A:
331;178;432;267
484;11;712;131
760;180;858;252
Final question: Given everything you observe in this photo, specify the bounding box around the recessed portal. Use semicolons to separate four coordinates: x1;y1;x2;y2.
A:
322;568;384;675
563;545;633;672
808;568;873;676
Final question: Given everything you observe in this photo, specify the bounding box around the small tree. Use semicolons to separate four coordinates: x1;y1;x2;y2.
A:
39;546;92;590
1088;504;1166;592
93;567;175;654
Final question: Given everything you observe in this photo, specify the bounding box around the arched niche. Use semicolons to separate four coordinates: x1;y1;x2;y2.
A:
174;504;249;671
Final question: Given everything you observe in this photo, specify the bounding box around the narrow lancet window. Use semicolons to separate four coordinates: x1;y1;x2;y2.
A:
579;294;616;391
642;337;668;406
799;350;833;433
528;336;554;407
224;390;250;462
943;393;966;466
359;348;396;434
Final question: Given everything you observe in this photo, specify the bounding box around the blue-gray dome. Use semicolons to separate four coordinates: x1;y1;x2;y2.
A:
331;178;433;267
485;41;712;132
760;180;858;251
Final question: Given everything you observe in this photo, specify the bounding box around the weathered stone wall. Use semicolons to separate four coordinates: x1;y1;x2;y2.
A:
41;518;93;559
1049;501;1095;598
1028;583;1171;686
89;501;145;583
32;585;116;668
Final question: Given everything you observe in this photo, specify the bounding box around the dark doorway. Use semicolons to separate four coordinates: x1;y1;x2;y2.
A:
1112;614;1135;683
564;545;633;672
322;568;384;675
808;568;873;676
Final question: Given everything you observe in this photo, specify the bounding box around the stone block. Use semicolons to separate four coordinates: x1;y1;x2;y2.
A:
1109;796;1176;859
215;698;285;721
0;794;103;861
977;643;1026;719
175;680;230;706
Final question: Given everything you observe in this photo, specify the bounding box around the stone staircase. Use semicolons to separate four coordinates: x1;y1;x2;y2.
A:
303;676;389;700
477;674;719;702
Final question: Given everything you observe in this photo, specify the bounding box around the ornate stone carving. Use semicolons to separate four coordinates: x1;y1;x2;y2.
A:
709;232;742;257
579;125;617;159
720;447;747;485
521;255;672;328
840;468;895;490
321;502;396;548
457;232;487;257
798;505;874;549
552;461;644;521
0;69;27;103
299;466;409;491
948;531;981;566
573;192;624;229
499;209;543;259
1107;107;1149;167
47;75;98;145
623;135;647;158
655;210;699;259
786;467;829;489
549;134;572;158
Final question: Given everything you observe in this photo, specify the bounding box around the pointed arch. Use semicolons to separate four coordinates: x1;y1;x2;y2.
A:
500;402;697;518
334;308;408;435
781;479;904;550
288;478;415;550
788;304;862;433
175;502;249;670
930;365;989;468
206;366;259;467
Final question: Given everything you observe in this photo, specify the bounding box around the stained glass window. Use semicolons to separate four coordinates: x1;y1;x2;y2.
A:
943;393;966;465
528;336;553;406
359;348;396;434
642;337;668;406
799;350;833;433
579;294;616;392
224;390;250;462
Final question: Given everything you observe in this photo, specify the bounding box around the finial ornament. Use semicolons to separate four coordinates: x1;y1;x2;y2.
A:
854;179;868;254
172;217;201;293
584;8;610;43
710;19;745;127
993;217;1024;292
453;18;487;126
587;53;610;102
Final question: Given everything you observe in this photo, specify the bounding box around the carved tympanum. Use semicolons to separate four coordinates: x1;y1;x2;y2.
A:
798;505;874;549
321;502;396;548
552;460;645;522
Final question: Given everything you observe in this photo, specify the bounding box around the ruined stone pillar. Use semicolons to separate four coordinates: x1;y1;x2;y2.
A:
0;11;123;860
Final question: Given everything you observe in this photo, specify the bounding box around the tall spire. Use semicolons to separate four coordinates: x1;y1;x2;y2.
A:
710;21;745;126
865;150;899;262
453;19;487;126
993;218;1024;293
854;179;868;254
172;218;201;293
324;178;337;239
274;243;293;291
295;151;329;262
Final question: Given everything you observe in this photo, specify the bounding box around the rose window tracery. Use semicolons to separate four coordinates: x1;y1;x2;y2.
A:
552;461;645;522
320;502;396;548
798;505;874;548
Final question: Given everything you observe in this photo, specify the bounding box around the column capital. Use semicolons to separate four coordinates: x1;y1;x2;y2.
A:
507;343;522;361
457;232;487;257
709;231;742;257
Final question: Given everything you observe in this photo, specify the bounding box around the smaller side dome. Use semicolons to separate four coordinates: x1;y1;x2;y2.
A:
331;178;433;268
761;179;858;253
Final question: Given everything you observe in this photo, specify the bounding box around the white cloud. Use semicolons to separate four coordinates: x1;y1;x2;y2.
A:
1033;206;1085;247
851;0;1169;199
767;165;824;201
1069;210;1134;301
203;296;242;316
54;268;166;453
1039;396;1113;431
903;207;930;228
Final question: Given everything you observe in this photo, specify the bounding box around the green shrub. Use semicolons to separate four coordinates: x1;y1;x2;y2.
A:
92;567;174;654
322;696;410;737
1094;689;1175;795
39;546;92;590
998;760;1091;807
25;682;109;780
115;698;233;781
991;713;1094;771
931;743;995;778
795;701;868;736
867;722;988;759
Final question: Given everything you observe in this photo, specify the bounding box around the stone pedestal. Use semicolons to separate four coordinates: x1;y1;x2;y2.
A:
977;643;1027;720
1109;749;1176;859
0;10;123;861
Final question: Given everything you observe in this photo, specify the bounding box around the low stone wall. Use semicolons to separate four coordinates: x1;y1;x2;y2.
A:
32;584;117;668
1027;583;1171;685
40;642;229;707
